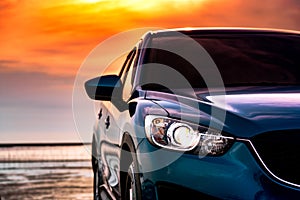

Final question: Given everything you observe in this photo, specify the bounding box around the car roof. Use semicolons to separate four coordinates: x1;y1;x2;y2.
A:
148;27;300;37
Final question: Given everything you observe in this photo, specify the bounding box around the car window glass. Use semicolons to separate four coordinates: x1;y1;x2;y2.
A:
141;34;300;90
122;48;137;101
119;49;136;78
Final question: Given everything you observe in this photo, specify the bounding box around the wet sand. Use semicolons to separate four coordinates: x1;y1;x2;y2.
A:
0;145;93;200
0;168;93;200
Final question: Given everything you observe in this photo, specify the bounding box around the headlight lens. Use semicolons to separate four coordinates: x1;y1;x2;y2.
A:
145;115;234;155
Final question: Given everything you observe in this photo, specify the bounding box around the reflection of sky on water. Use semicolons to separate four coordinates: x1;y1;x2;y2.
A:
0;146;93;200
0;145;91;162
0;161;90;170
0;167;91;184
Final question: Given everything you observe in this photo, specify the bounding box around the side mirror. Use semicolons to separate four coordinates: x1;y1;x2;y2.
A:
85;75;121;101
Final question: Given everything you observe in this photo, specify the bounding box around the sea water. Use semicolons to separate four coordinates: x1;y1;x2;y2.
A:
0;145;93;200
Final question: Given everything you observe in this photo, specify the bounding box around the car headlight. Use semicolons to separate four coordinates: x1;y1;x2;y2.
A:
145;115;234;156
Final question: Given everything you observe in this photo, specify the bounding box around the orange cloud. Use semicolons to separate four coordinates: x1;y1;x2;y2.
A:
1;0;300;76
1;0;300;143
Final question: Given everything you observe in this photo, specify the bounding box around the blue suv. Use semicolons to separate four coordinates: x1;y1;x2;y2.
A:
85;28;300;199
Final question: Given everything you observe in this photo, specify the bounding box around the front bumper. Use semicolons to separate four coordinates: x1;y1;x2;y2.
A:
137;140;300;200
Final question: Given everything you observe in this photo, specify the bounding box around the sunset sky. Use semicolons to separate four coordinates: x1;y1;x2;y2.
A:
1;0;300;143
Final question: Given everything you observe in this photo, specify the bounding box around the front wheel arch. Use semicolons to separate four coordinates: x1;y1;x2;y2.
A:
120;133;142;199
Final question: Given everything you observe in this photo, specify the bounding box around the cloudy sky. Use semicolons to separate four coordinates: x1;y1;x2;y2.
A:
1;0;300;143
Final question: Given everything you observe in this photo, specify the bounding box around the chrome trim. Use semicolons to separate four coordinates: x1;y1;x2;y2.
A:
99;185;117;200
236;138;300;188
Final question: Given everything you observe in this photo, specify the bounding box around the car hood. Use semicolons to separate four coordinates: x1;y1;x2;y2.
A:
145;87;300;138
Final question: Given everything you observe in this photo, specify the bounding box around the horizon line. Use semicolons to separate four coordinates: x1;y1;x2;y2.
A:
0;142;92;147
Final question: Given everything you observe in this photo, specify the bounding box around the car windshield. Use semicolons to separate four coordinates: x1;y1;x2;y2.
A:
139;33;300;90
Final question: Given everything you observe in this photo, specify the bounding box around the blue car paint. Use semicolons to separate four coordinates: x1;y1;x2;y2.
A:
86;28;300;199
134;87;300;199
137;140;300;200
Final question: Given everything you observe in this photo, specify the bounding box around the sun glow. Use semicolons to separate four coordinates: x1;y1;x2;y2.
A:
72;0;206;10
118;0;205;10
75;0;103;3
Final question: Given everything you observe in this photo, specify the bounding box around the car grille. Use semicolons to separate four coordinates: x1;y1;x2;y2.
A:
251;130;300;186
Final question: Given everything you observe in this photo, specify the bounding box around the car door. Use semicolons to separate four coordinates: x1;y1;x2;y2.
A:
101;47;138;191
